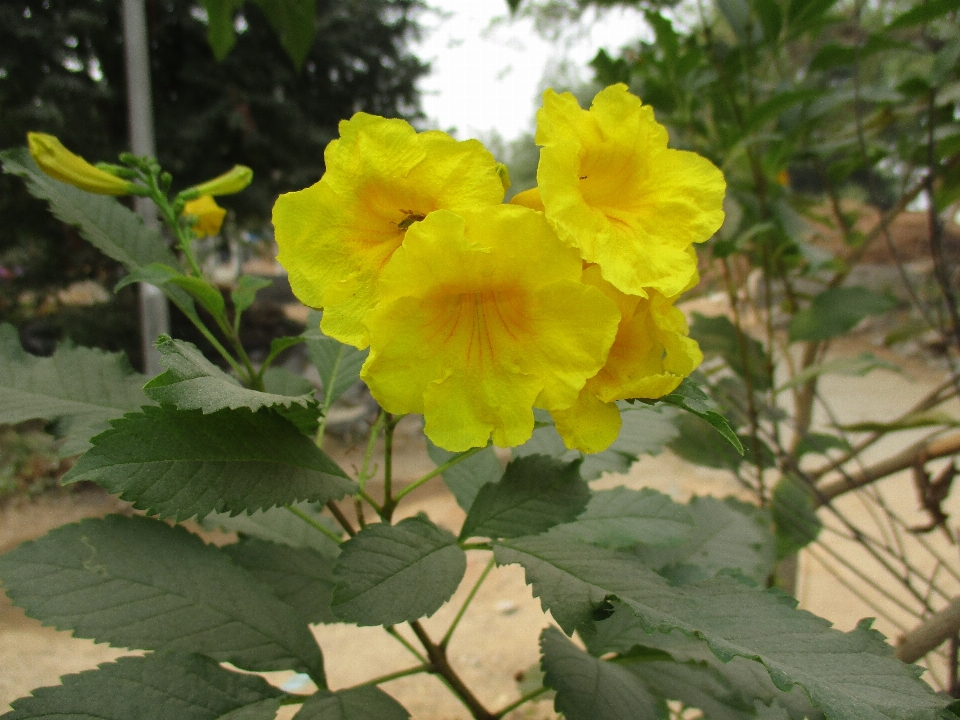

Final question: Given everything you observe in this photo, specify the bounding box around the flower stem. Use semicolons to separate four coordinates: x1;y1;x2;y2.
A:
393;445;483;505
441;556;495;649
385;626;429;664
286;506;342;544
351;665;429;688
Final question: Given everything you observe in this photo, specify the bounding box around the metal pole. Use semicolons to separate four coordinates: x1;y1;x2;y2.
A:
122;0;168;376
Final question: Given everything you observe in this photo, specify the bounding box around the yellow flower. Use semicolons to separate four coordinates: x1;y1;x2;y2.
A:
551;264;703;453
182;165;253;198
182;195;226;237
535;84;725;298
27;133;136;196
273;113;505;349
360;207;621;451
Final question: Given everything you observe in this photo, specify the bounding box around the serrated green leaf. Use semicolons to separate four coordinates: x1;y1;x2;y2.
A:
331;516;466;626
540;626;666;720
1;148;177;271
305;318;369;410
777;353;900;392
145;337;316;414
232;275;273;317
62;405;355;521
552;487;693;549
634;496;776;585
224;538;339;624
199;503;340;555
167;276;227;320
0;515;325;681
494;534;948;720
293;686;410;720
1;653;283;720
513;405;680;480
0;323;149;456
251;0;317;69
262;366;314;397
459;455;590;541
426;439;504;511
772;475;822;559
789;287;897;343
651;379;744;455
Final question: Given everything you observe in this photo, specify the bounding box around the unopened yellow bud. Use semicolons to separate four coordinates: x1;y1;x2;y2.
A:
27;133;137;196
182;195;226;237
495;162;511;193
183;165;253;199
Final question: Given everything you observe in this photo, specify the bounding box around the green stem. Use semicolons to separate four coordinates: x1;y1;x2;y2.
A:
358;411;386;490
166;293;245;377
493;686;549;718
326;500;357;537
351;665;428;688
286;506;342;544
393;446;483;505
441;557;495;649
385;626;429;664
381;414;397;521
359;489;383;514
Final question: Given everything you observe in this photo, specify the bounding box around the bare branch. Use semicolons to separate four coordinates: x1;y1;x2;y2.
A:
897;597;960;664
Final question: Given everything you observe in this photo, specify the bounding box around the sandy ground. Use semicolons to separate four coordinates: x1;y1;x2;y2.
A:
2;335;960;717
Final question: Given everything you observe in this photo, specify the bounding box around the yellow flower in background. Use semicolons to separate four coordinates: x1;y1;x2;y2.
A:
182;165;253;198
183;195;226;237
360;207;620;451
551;264;703;453
27;133;136;196
535;84;725;298
273;113;505;349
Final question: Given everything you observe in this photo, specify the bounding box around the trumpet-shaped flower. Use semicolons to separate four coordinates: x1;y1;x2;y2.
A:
28;133;137;196
360;207;621;451
535;84;725;297
551;264;703;453
183;195;226;237
273;113;505;348
182;165;253;198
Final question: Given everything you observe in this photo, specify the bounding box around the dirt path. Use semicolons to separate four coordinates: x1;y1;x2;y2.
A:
2;340;959;717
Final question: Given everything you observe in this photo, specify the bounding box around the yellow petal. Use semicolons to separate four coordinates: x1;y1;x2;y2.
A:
551;390;622;454
535;85;725;297
361;206;620;451
182;195;226;237
273;113;505;348
27;133;135;196
509;187;544;212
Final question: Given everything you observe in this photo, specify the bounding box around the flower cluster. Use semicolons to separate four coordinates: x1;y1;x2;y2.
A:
274;84;725;452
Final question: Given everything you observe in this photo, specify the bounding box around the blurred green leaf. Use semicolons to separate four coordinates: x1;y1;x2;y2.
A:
651;378;745;455
795;432;851;457
251;0;317;69
888;0;960;30
231;275;273;317
772;474;822;559
691;314;771;391
788;287;896;343
305;314;368;410
426;440;504;512
167;276;226;321
838;410;960;433
777;353;900;392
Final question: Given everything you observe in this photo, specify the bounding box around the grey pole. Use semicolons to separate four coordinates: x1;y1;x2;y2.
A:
122;0;169;376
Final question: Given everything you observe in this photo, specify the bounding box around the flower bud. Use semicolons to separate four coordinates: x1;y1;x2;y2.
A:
495;162;511;193
182;195;226;237
28;133;138;196
181;165;253;200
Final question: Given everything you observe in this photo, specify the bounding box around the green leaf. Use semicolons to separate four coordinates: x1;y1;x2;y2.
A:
514;405;680;481
888;0;960;29
426;439;504;512
551;487;693;549
200;503;340;554
167;276;227;321
494;534;949;720
795;432;851;457
652;379;744;455
114;262;183;291
251;0;317;69
0;323;149;457
305;318;369;410
224;538;339;624
231;275;273;317
772;475;822;559
198;0;245;60
331;516;466;626
265;335;307;367
0;515;326;680
459;455;590;541
540;626;666;720
745;89;823;131
62;405;355;521
777;353;900;392
0;148;178;271
668;413;747;471
1;653;283;720
293;686;410;720
145;336;316;413
691;313;771;391
262;366;314;396
837;410;960;433
634;496;776;585
789;287;897;343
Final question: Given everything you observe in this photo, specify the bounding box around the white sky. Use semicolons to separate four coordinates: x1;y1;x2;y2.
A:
411;1;649;142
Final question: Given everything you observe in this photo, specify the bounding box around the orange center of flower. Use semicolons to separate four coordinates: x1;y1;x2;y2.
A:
422;290;526;367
